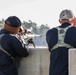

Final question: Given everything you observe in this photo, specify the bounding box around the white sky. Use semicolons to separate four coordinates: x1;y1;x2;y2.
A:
0;0;76;28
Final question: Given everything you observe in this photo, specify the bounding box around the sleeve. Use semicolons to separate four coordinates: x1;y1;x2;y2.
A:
46;30;50;45
46;28;56;52
11;36;29;57
46;30;51;52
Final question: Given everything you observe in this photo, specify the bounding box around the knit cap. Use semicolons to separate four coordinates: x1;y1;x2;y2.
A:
5;16;21;27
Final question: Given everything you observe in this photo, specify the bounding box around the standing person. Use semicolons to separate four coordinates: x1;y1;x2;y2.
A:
27;38;35;48
0;16;29;75
46;9;76;75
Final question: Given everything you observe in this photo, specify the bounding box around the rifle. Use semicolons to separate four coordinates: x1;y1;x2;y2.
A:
17;32;42;48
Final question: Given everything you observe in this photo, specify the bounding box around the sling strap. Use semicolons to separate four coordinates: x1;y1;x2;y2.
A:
0;34;14;59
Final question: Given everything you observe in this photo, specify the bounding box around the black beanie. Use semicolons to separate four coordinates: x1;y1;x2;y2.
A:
5;16;21;27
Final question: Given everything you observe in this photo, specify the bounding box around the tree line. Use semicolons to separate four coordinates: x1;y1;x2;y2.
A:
0;19;50;35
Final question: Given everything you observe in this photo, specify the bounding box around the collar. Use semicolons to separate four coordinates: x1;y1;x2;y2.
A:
0;29;10;34
59;23;71;28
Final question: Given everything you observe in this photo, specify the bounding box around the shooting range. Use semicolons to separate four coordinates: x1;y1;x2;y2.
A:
18;47;50;75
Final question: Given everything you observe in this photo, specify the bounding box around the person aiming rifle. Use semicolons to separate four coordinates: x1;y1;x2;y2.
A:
0;16;29;75
18;26;42;48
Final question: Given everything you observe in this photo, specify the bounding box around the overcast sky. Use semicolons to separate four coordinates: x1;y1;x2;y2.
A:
0;0;76;28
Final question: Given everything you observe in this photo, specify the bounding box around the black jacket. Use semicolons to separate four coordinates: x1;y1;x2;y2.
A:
0;29;29;75
46;23;76;75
